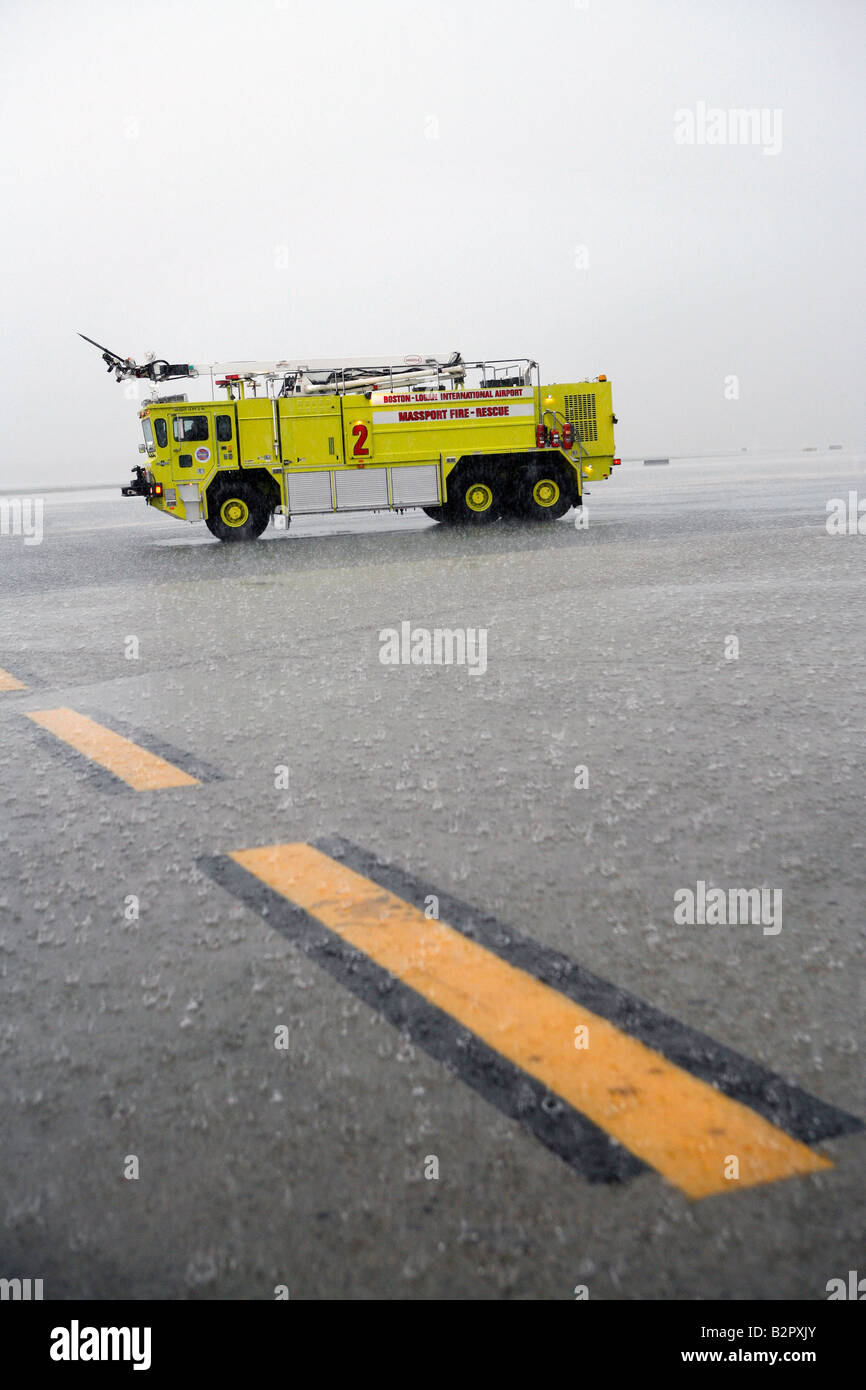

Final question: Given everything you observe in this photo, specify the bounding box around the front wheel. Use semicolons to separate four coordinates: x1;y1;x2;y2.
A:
205;482;270;542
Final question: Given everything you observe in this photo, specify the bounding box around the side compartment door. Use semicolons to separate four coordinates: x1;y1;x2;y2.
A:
279;398;343;468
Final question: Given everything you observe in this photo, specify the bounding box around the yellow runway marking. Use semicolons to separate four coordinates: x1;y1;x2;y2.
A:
230;842;833;1198
27;709;199;790
0;667;27;692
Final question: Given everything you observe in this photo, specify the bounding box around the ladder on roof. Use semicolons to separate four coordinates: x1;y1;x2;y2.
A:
79;334;538;400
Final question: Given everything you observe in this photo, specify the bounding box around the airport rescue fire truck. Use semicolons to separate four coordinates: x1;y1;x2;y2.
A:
82;336;619;542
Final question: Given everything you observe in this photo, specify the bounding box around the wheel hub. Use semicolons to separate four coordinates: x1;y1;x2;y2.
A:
532;479;560;507
220;497;250;527
466;483;493;512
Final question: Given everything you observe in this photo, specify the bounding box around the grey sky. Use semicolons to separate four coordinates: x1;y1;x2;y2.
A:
1;0;863;487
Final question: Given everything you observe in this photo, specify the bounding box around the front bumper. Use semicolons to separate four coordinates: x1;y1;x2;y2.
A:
122;466;161;499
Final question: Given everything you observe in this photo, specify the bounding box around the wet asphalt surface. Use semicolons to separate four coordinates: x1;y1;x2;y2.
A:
0;452;863;1299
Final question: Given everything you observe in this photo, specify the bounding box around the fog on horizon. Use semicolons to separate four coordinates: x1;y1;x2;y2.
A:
1;0;863;489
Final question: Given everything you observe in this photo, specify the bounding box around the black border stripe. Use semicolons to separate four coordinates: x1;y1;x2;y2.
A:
26;727;131;794
314;836;861;1145
200;852;646;1185
23;709;223;786
86;710;224;783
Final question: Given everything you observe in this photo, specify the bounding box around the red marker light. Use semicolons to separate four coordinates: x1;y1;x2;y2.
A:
153;482;163;496
612;457;621;466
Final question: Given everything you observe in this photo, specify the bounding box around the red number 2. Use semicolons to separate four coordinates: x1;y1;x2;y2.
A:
352;423;370;457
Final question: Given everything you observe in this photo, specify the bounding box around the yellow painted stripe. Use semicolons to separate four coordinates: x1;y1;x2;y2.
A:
230;842;832;1199
27;709;199;790
0;667;27;692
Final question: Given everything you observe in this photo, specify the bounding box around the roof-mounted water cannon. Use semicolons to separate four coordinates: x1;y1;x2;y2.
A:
79;333;198;384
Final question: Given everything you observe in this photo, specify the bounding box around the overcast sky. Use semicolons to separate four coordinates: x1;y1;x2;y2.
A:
1;0;863;487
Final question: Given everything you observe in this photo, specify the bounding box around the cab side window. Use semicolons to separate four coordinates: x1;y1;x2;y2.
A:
173;415;209;443
216;415;232;442
153;418;168;449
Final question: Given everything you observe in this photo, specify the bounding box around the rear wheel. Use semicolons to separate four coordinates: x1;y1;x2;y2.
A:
205;481;270;542
444;461;504;525
514;460;574;521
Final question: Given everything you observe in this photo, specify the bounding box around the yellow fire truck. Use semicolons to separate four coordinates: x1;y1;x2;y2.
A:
82;337;619;541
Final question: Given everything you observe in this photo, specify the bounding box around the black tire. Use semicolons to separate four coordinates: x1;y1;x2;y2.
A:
513;460;574;521
421;505;445;521
444;461;505;525
205;480;271;542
